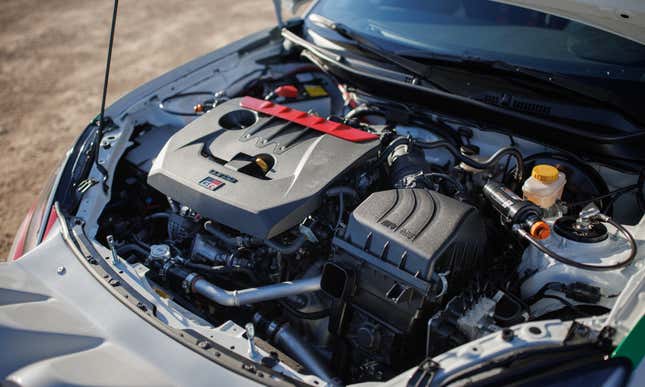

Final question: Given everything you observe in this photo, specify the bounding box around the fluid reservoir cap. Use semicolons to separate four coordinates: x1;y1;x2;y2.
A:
531;164;559;183
274;85;299;99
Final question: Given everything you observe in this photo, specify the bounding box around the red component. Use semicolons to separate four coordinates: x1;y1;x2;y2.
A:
10;204;35;261
42;206;59;241
274;85;299;99
240;96;379;142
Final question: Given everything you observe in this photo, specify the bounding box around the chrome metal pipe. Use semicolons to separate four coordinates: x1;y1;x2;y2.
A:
190;275;321;307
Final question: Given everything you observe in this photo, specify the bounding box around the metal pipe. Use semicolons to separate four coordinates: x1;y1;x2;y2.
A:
190;275;322;307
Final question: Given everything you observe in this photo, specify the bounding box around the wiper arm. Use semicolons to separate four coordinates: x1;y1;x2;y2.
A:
398;49;620;109
475;58;616;105
308;14;446;90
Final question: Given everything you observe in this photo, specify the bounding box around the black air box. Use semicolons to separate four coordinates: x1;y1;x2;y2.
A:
326;189;486;365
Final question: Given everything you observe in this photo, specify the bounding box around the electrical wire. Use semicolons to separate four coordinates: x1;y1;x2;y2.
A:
538;295;591;317
159;91;216;116
564;184;639;209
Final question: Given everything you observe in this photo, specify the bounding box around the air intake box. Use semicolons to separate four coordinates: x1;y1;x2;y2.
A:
324;189;486;367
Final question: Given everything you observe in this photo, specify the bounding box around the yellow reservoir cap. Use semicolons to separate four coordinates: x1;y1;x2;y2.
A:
531;164;559;183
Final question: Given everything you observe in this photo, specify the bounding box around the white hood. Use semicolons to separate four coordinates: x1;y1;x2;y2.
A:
494;0;645;44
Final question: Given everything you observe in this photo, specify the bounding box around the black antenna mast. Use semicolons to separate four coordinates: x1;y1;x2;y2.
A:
91;0;119;193
99;0;119;127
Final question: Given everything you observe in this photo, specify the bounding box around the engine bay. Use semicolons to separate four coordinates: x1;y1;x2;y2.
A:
88;59;644;385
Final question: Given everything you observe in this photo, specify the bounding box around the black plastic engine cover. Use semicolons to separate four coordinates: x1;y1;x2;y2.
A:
147;97;378;239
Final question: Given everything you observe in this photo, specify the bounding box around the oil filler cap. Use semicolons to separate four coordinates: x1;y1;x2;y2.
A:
531;164;559;183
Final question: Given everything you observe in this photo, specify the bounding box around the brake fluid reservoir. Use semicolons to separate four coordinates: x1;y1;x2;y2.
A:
522;164;566;209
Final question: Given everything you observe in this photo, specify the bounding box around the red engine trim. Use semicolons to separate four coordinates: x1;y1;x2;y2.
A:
240;96;379;142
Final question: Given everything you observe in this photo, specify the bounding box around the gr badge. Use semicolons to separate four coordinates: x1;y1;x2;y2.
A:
199;176;225;191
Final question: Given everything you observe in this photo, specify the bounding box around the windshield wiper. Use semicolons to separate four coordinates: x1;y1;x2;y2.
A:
397;49;624;112
308;14;448;91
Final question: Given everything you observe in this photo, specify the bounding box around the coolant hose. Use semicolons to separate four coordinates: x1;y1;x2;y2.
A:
518;217;637;271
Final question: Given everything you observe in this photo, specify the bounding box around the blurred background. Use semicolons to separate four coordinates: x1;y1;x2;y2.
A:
0;0;275;258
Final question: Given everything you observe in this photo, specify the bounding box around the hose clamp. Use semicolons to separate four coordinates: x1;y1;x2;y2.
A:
160;260;174;282
183;272;201;293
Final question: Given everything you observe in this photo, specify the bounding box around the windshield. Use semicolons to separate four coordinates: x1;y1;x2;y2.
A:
306;0;645;82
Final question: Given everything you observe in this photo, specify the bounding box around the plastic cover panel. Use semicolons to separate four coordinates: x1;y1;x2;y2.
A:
148;97;378;239
342;189;486;281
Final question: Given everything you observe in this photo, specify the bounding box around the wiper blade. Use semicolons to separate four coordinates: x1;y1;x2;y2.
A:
474;58;616;104
308;14;447;91
398;49;620;109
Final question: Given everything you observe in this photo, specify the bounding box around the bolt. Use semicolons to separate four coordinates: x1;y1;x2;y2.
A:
57;266;66;275
576;324;590;337
501;328;514;342
198;340;211;350
246;322;258;359
106;235;120;266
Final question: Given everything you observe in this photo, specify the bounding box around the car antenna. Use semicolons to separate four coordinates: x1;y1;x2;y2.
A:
99;0;119;128
93;0;119;193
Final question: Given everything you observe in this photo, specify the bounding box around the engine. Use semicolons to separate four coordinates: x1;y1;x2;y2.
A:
148;97;379;238
97;68;643;385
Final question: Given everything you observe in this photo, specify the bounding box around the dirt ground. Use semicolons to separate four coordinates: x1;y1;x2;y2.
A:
0;0;275;259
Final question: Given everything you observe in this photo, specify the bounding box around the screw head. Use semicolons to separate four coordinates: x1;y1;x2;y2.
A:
501;328;514;342
57;266;66;275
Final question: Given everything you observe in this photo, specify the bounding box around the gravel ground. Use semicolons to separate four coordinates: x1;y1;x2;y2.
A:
0;0;275;259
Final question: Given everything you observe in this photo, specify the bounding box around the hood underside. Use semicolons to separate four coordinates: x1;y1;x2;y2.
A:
493;0;645;45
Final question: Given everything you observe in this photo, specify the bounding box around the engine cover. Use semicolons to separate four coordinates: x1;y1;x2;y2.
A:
148;97;378;239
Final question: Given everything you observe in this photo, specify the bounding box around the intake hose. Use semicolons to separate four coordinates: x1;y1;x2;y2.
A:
254;312;338;384
378;137;525;183
517;216;637;271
